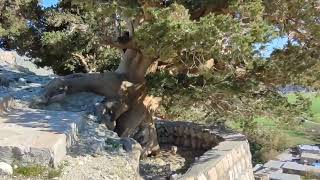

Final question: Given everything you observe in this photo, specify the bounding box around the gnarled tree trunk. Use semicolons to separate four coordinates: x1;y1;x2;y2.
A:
42;39;160;157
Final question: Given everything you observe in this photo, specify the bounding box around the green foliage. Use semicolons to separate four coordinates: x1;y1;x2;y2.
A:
136;1;273;67
147;69;317;163
261;0;320;87
1;0;319;163
13;163;65;179
14;165;47;177
261;45;320;88
1;0;275;74
287;93;320;123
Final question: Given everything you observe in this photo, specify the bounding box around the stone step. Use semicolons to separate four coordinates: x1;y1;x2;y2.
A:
0;108;85;167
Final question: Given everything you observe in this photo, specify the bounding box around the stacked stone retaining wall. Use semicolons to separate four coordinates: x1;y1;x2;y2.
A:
155;120;254;180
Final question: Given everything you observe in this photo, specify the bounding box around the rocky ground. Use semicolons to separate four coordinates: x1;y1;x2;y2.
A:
0;51;200;180
0;112;141;180
57;117;141;180
140;145;205;179
0;53;141;180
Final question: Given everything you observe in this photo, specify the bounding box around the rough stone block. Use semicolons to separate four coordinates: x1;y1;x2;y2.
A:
228;167;235;180
196;173;207;180
0;162;13;175
206;167;218;180
215;162;225;177
0;109;85;167
221;157;230;171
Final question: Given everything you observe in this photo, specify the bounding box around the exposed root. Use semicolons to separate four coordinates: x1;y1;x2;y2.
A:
41;72;160;157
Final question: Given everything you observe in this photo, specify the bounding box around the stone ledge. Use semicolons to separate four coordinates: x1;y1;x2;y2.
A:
0;108;85;167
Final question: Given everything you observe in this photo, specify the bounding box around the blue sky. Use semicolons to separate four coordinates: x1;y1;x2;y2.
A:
41;0;58;8
255;37;288;58
40;0;288;58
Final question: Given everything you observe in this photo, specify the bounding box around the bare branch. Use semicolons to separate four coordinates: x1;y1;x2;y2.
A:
71;53;91;73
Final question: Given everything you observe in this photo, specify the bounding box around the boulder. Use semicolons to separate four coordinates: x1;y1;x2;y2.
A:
0;162;13;175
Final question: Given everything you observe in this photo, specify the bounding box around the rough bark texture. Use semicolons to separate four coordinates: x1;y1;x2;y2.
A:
41;48;160;158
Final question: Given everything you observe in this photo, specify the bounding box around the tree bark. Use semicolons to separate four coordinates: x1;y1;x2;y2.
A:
42;47;160;157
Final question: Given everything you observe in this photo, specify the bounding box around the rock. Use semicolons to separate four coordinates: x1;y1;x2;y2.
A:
0;51;142;179
105;137;123;152
183;138;191;147
191;138;197;149
90;138;106;154
0;95;13;114
170;146;178;155
46;102;62;110
87;114;97;121
0;50;53;76
0;162;13;175
49;93;66;103
167;135;174;144
190;128;196;137
30;95;47;105
0;109;85;167
121;138;134;152
170;173;180;180
18;78;26;83
0;77;10;87
155;158;167;166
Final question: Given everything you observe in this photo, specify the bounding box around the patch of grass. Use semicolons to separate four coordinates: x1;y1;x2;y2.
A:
47;168;62;179
310;96;320;123
229;115;319;147
225;92;320;163
14;165;46;177
287;93;298;104
13;162;66;179
311;97;320;113
227;116;276;129
47;163;66;179
281;116;320;146
286;92;320;123
257;117;320;146
283;129;316;146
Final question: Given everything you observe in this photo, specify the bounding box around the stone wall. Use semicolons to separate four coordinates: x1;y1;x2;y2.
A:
155;120;254;180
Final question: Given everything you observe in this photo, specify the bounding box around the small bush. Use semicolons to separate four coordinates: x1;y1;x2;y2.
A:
13;163;65;179
14;165;46;177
